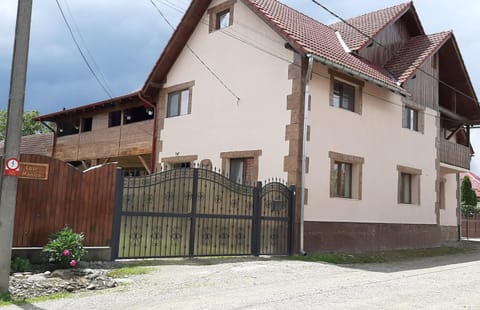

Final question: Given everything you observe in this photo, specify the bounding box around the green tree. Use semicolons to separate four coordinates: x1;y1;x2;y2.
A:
461;176;478;216
0;109;49;141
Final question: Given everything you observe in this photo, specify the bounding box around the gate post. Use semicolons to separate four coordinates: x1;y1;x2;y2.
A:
189;168;199;256
288;185;296;256
252;181;262;256
110;167;124;261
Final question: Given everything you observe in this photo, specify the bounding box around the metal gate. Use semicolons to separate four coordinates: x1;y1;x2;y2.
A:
111;168;295;259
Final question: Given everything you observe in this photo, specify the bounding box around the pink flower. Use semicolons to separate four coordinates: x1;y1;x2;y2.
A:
70;260;77;267
63;249;70;256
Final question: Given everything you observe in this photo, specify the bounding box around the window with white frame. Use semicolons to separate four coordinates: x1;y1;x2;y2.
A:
208;0;236;32
167;89;190;118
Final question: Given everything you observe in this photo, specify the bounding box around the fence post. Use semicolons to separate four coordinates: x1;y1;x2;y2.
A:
251;181;262;256
288;185;296;256
189;168;199;257
110;167;124;261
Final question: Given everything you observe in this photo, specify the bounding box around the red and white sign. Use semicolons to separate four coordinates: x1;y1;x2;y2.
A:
5;157;20;176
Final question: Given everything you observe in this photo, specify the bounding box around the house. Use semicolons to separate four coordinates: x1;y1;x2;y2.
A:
33;0;480;252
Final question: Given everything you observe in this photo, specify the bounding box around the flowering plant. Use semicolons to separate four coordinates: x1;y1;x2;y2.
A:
42;227;87;268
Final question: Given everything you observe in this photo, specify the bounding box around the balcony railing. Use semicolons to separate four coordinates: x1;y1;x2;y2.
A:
440;138;471;170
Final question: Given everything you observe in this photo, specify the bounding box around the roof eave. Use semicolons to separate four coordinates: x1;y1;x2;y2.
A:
310;53;408;96
142;0;212;99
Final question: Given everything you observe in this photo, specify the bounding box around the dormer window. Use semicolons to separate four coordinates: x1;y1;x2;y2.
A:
208;0;236;32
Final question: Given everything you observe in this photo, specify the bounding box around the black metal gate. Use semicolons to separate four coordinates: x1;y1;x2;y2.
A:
111;168;295;259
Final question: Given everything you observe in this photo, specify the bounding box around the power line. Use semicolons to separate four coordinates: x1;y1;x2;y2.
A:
62;0;114;97
311;0;479;107
149;0;241;104
146;1;453;123
55;0;113;98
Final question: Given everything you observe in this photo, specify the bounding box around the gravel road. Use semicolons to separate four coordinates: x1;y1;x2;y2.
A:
4;249;480;310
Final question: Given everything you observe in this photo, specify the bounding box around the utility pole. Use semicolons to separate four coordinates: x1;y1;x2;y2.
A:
0;0;33;294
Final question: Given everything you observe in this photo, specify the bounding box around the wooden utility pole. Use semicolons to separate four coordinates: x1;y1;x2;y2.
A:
0;0;33;293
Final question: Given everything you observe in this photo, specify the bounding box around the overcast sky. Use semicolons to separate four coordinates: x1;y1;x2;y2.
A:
2;0;480;172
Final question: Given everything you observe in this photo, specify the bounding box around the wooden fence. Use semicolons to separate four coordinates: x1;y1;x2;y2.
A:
461;215;480;238
13;154;119;247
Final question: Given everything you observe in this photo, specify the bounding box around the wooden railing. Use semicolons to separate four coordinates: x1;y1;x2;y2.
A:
440;138;471;170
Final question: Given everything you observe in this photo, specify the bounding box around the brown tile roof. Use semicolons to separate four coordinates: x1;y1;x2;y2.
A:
385;32;452;84
330;2;413;51
244;0;402;90
0;133;53;156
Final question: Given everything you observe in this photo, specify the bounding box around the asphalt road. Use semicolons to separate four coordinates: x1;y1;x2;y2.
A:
4;249;480;310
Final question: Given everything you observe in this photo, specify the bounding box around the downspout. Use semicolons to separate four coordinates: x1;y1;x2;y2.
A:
41;121;57;158
300;54;314;255
138;93;157;173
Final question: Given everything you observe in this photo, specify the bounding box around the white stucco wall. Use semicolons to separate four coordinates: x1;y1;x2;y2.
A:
305;64;439;224
158;0;293;180
440;172;459;226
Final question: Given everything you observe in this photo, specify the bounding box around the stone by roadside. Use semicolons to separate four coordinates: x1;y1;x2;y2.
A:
8;262;121;299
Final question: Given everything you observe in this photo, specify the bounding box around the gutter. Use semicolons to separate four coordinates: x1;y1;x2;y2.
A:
310;54;409;97
300;54;314;255
137;93;158;173
41;121;57;158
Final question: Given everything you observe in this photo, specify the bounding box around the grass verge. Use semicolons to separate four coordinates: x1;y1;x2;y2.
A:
0;292;72;307
106;266;154;278
288;244;475;265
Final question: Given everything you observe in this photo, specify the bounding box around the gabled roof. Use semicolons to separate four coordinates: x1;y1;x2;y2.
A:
144;0;404;97
330;2;423;51
385;31;452;84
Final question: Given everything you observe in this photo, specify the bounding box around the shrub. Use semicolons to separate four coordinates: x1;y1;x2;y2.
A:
42;227;87;268
10;257;31;273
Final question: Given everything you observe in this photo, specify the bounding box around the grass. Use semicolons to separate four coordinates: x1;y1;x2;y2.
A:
0;292;72;307
288;244;474;265
106;265;155;278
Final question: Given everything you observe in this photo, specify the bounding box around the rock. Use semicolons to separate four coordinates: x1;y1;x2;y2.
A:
87;283;96;290
51;269;74;279
44;271;51;276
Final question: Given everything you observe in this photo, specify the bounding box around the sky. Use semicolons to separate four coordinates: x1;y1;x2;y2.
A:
2;0;480;172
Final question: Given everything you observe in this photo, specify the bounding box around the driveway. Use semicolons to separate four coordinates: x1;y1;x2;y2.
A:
4;248;480;309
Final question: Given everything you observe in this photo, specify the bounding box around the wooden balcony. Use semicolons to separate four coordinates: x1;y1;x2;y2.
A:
54;119;154;162
440;138;471;170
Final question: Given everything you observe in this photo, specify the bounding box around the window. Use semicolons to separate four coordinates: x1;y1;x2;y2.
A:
217;10;230;29
439;178;446;210
124;106;154;124
57;119;80;137
403;107;418;131
397;165;421;205
167;89;190;118
81;117;92;132
329;69;363;114
399;173;412;204
221;150;262;185
173;162;191;169
333;80;355;112
162;155;198;170
208;0;236;32
109;111;122;127
329;151;364;200
333;162;352;198
401;98;425;133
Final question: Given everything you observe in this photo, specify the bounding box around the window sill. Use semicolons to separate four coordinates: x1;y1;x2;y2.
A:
330;196;361;201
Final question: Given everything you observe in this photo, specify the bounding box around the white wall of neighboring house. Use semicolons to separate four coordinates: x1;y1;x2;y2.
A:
305;63;438;225
158;0;293;180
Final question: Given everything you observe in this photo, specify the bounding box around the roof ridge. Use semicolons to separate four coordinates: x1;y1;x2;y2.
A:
330;2;411;27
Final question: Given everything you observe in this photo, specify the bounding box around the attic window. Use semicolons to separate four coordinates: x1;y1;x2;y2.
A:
208;0;236;32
